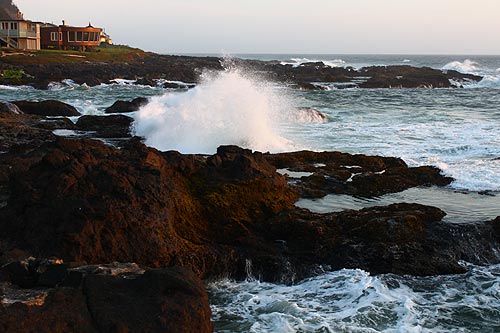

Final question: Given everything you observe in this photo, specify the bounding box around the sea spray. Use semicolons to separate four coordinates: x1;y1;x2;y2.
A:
133;68;301;154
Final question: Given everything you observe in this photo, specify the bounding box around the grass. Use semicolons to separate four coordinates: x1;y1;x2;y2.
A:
0;45;148;65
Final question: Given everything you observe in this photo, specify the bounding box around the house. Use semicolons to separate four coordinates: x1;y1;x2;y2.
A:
0;10;40;50
40;20;102;51
100;31;113;45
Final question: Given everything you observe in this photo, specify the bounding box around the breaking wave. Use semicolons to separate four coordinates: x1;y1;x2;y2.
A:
134;69;305;154
442;59;480;74
209;264;500;333
280;58;346;68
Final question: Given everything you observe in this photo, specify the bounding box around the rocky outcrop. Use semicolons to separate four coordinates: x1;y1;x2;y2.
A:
104;97;148;114
12;100;80;117
0;262;212;333
0;51;482;90
75;115;134;137
266;150;453;198
0;128;497;283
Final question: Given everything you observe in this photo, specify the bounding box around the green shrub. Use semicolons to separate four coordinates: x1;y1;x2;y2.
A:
2;69;25;79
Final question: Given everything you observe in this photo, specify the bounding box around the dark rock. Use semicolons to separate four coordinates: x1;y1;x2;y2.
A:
265;150;453;198
295;82;328;91
0;265;212;333
104;97;148;114
37;263;68;287
1;259;37;288
0;112;56;151
134;77;156;86
84;267;213;333
75;114;133;138
0;287;97;333
12;100;80;116
0;102;22;114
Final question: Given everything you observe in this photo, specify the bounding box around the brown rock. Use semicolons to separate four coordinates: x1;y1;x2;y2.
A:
12;100;80;116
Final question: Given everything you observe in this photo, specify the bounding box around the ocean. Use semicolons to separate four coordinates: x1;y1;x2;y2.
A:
2;55;500;332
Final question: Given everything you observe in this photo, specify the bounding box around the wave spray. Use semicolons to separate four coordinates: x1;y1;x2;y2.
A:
133;68;300;154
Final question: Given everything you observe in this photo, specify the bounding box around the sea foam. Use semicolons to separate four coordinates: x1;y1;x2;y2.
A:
442;59;480;74
133;69;300;154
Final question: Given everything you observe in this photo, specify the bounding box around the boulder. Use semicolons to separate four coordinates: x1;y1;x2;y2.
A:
0;102;22;114
104;97;148;114
12;100;80;116
84;267;212;333
75;114;133;138
0;265;212;333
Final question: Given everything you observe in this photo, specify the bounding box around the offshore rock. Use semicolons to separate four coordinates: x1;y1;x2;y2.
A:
0;265;212;333
12;100;80;117
104;97;149;114
75;114;134;138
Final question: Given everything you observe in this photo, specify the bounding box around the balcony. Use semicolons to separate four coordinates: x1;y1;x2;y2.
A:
0;30;39;39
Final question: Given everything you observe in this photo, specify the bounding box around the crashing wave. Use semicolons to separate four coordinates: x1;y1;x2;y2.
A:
280;58;346;68
442;59;480;74
134;69;301;154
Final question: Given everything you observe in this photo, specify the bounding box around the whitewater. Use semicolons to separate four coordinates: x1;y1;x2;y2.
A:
2;54;500;333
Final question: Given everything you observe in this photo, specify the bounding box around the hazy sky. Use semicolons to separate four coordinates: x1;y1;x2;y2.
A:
15;0;500;55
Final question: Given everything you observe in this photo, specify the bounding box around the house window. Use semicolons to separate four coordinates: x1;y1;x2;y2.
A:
10;22;17;30
83;31;89;41
68;31;75;42
76;31;83;42
59;32;62;41
50;32;58;41
1;22;9;30
31;24;36;32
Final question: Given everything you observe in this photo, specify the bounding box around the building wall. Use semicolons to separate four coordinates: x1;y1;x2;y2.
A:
41;26;102;50
0;20;40;50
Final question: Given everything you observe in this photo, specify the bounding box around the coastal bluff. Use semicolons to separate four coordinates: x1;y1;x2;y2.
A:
1;110;499;332
0;46;482;89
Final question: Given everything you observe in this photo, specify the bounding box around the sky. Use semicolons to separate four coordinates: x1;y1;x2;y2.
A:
14;0;500;55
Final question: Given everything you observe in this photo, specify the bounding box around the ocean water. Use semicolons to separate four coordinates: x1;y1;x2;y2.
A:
2;55;500;332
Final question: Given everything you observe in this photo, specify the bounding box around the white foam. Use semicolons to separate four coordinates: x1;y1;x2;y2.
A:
276;169;314;178
134;69;300;154
109;78;137;85
280;58;346;68
208;264;500;333
0;84;33;90
442;59;480;74
468;75;500;89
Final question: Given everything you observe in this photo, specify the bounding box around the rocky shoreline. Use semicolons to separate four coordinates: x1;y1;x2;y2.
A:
0;100;499;332
0;48;483;90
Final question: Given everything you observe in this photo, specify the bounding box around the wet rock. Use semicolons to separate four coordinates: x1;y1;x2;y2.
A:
0;112;56;151
134;77;156;86
75;114;133;138
265;150;453;198
0;136;497;282
12;100;80;117
104;97;149;113
266;203;499;278
84;267;212;333
0;265;211;333
295;82;328;91
0;102;22;114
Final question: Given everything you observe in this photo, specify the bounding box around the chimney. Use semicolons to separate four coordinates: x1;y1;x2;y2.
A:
62;20;66;26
